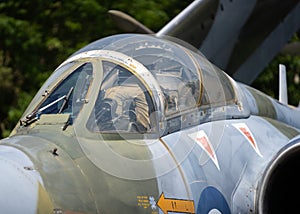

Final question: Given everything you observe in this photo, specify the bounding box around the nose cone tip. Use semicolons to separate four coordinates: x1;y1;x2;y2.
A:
0;159;37;212
0;146;53;213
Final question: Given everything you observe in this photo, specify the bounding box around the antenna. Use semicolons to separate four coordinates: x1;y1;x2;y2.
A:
279;64;288;105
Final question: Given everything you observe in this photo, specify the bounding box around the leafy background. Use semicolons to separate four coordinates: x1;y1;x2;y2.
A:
0;0;299;138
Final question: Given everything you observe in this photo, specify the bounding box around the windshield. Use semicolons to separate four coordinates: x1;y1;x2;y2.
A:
22;63;93;126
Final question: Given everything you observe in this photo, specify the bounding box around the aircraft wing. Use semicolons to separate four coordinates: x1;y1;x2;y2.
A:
157;0;300;84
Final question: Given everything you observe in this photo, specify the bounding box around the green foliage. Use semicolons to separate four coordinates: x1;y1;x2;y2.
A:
252;33;300;106
0;57;16;137
110;0;193;32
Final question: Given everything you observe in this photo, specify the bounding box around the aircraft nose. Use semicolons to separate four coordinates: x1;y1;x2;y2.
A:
0;145;53;213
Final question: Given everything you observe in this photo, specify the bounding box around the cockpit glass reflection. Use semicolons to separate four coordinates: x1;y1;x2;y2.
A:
135;54;200;115
110;36;202;115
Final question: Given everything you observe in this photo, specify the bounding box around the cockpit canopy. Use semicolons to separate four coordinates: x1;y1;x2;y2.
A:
20;34;236;136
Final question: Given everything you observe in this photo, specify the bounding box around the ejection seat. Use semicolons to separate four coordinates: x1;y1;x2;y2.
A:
95;98;117;131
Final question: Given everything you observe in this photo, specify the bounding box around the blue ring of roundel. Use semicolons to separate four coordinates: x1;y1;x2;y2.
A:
197;186;231;214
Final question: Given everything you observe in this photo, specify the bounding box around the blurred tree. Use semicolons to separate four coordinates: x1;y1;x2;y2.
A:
0;0;107;137
252;33;300;106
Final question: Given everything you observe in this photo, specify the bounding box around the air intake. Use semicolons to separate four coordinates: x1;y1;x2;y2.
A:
258;140;300;213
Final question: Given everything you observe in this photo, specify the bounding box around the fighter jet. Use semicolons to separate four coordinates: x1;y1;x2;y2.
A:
1;1;300;214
